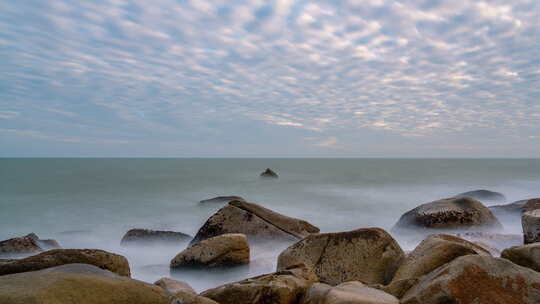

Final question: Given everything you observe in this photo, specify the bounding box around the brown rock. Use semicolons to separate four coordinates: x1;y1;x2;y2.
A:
277;228;404;285
0;236;42;257
524;198;540;212
523;209;540;244
170;292;219;304
154;277;196;295
401;255;540;304
171;233;249;268
501;243;540;272
121;229;191;246
0;248;131;277
302;281;399;304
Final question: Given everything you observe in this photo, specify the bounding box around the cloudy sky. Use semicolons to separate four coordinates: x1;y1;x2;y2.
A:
1;0;539;157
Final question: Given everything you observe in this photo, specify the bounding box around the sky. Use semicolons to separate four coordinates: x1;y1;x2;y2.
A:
1;0;539;157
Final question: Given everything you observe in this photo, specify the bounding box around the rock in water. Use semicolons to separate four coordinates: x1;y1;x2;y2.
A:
502;243;540;272
401;255;540;304
456;189;506;203
190;200;319;245
277;228;404;285
524;198;540;212
0;235;42;257
120;229;192;246
0;248;131;277
392;197;502;233
260;168;279;179
170;234;249;268
523;209;540;244
200;265;317;304
490;199;528;214
199;196;245;204
302;282;399;304
154;277;196;295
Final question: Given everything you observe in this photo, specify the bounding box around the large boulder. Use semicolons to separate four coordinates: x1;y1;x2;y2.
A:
170;234;249;268
154;277;196;295
392;197;502;233
199;196;245;204
0;263;170;304
260;168;279;179
391;234;490;285
401;255;540;304
523;209;540;244
302;281;399;304
121;229;191;246
501;243;540;272
277;228;404;285
456;189;506;203
200;265;317;304
0;248;131;277
191;200;319;244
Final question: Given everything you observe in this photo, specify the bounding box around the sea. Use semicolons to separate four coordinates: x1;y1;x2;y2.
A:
1;158;539;291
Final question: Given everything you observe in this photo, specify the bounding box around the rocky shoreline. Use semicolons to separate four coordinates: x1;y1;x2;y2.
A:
1;181;540;303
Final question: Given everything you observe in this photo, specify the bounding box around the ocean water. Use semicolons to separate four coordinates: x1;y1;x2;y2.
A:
1;158;539;291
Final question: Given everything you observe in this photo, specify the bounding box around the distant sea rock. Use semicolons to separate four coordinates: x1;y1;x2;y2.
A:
199;196;245;204
456;189;506;203
120;229;191;246
260;168;279;179
0;233;61;258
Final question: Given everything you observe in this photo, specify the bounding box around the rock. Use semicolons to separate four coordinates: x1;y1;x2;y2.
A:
401;255;540;304
523;209;540;244
277;228;404;285
154;277;196;295
377;278;420;299
171;292;219;304
489;199;527;215
392;197;502;233
456;189;506;203
121;229;191;246
0;248;131;277
0;235;42;257
171;234;249;268
23;233;61;249
260;168;279;179
191;200;319;245
199;196;245;204
524;198;540;212
501;243;540;272
302;281;399;304
0;264;169;304
200;265;317;304
453;231;523;254
391;234;490;286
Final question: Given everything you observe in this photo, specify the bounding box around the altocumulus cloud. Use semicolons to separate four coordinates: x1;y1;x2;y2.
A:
0;0;539;157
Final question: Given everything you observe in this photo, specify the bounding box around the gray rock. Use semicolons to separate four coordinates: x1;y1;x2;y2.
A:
199;196;245;204
121;229;191;246
260;168;279;179
154;277;196;295
456;189;506;203
502;243;540;272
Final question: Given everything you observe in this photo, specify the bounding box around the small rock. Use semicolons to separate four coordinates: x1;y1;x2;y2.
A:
456;189;506;203
501;243;540;272
171;234;249;268
260;168;279;179
120;229;191;246
154;277;196;295
523;209;540;244
199;196;245;204
302;281;399;304
0;235;42;257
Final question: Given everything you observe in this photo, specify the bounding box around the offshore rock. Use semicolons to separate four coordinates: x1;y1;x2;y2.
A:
456;189;506;203
170;234;249;268
199;196;245;204
120;229;191;246
260;168;279;179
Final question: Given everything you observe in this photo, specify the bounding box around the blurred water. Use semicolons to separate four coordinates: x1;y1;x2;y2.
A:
1;158;539;291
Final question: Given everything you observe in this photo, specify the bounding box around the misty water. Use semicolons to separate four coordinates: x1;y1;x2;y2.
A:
1;158;539;291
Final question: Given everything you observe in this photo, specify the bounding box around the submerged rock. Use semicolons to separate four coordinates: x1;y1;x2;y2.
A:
191;200;319;245
0;248;131;277
120;229;191;246
199;196;245;204
154;277;196;295
302;281;399;304
277;228;404;285
170;233;249;268
200;265;317;304
0;264;169;304
260;168;279;179
392;197;502;233
502;243;540;272
401;255;540;304
456;189;506;203
523;209;540;244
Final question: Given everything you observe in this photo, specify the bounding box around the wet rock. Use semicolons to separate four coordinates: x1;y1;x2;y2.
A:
302;281;399;304
392;197;502;233
391;234;490;286
260;168;279;179
456;189;506;203
154;277;196;295
523;209;540;244
501;243;540;272
171;234;249;268
0;248;131;277
277;228;404;285
191;200;319;245
120;229;191;246
0;235;42;257
199;195;245;204
0;263;169;304
200;265;317;304
401;255;540;304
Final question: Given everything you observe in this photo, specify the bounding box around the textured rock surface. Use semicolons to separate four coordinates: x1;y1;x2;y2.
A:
171;233;249;268
0;248;131;277
392;234;490;284
201;266;317;304
170;292;219;304
191;200;319;244
523;209;540;244
501;243;540;272
199;195;245;204
0;264;169;304
456;189;506;203
393;197;502;232
277;228;404;285
121;229;191;246
260;168;279;178
401;255;540;304
154;277;196;295
524;198;540;212
302;281;399;304
0;235;42;257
